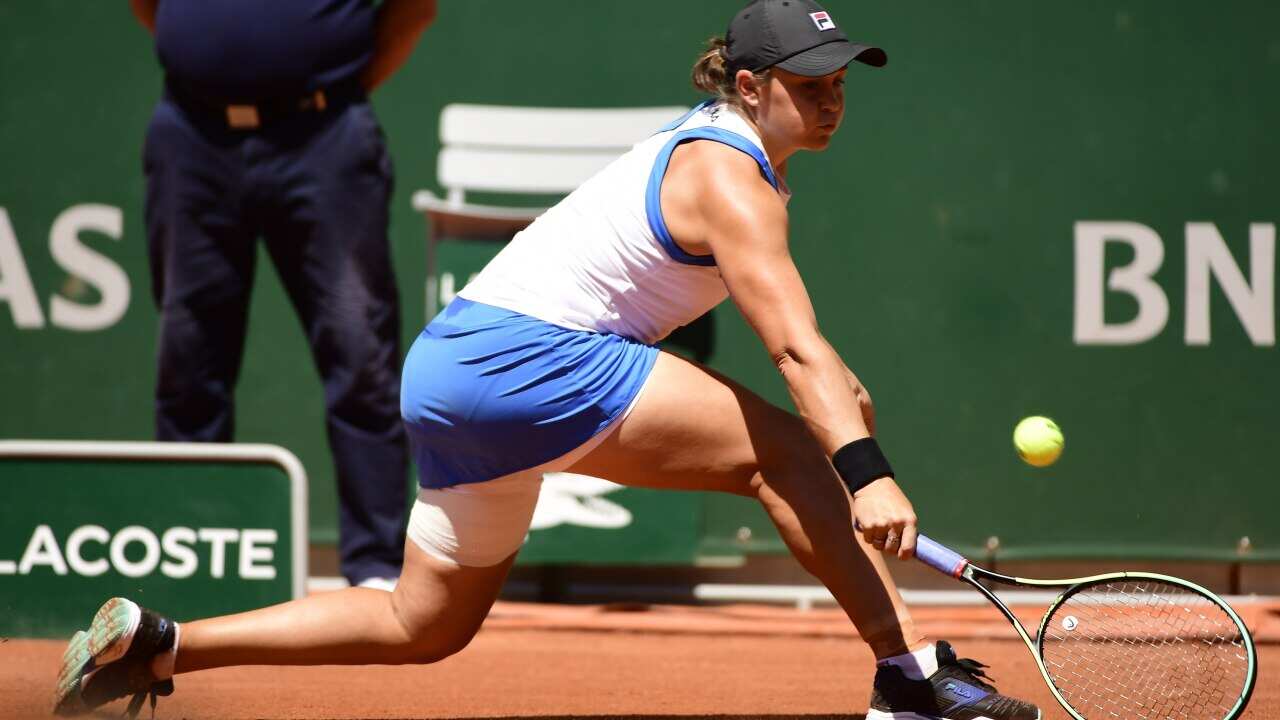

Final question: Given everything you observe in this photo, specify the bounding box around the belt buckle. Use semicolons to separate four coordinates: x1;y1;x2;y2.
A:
225;104;261;129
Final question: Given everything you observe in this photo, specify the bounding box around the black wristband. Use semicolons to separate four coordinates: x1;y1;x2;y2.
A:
832;437;894;494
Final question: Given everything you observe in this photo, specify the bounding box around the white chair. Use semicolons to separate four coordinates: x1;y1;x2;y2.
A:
411;103;687;319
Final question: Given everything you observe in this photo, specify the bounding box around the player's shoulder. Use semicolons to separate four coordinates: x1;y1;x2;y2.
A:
666;143;786;234
669;138;775;197
674;136;759;163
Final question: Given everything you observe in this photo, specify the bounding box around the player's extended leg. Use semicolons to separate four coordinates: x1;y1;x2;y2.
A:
54;541;513;715
180;541;509;670
567;351;1040;720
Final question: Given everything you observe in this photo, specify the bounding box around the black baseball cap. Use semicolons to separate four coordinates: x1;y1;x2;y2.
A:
724;0;887;76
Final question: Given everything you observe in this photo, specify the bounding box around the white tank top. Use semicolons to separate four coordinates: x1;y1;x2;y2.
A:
458;100;787;346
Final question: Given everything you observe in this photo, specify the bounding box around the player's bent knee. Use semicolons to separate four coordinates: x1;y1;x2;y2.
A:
408;624;482;664
387;598;486;664
751;436;833;494
719;412;827;500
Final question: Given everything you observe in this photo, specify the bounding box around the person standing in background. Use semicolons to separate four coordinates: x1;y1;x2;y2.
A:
129;0;438;590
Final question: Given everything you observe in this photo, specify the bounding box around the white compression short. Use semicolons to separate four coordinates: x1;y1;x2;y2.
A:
407;471;544;568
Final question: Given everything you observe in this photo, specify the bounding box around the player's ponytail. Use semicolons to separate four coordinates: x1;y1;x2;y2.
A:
691;37;731;96
691;37;769;107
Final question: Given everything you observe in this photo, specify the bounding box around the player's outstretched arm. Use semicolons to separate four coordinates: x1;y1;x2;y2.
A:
662;140;916;557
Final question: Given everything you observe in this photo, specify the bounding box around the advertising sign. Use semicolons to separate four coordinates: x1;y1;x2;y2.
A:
0;441;306;638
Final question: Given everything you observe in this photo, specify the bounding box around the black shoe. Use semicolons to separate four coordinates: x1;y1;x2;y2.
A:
54;597;176;718
867;641;1040;719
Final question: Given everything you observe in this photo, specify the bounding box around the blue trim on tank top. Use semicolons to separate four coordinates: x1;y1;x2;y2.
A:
654;99;713;133
644;127;781;267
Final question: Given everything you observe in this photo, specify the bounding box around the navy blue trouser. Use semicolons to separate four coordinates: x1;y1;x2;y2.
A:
143;90;407;584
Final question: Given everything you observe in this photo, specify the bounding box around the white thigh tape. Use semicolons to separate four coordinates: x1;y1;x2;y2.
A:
408;474;542;567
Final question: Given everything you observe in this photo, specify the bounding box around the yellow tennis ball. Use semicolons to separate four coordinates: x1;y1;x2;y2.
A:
1013;416;1063;467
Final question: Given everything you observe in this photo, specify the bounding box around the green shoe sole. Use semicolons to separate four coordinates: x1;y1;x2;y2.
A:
52;598;141;716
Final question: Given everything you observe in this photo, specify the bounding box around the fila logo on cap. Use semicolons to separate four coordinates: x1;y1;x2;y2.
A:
810;11;836;31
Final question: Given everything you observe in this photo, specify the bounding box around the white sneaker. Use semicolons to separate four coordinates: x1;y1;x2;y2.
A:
356;576;398;592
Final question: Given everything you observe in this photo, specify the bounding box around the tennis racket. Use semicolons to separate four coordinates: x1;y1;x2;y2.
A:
906;533;1258;719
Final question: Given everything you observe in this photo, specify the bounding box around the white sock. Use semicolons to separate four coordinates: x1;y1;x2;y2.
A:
149;622;180;680
877;642;937;680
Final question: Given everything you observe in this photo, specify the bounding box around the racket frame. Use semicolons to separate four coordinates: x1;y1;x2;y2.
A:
915;534;1258;720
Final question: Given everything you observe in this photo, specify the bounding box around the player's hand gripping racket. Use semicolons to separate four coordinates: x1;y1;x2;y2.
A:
910;532;1258;719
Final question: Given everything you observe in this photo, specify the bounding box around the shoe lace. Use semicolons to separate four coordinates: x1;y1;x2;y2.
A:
122;684;162;720
948;655;997;692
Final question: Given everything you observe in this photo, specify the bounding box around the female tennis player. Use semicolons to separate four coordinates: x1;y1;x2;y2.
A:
56;2;1039;719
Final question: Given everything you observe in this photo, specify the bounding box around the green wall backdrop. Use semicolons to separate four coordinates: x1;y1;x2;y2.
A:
2;2;1278;561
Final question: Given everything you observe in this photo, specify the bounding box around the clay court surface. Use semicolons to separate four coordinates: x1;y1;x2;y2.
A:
3;600;1277;719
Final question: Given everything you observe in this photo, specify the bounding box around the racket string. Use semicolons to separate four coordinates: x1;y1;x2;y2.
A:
1038;580;1249;719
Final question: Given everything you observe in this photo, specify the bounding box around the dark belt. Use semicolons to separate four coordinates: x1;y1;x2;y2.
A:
164;77;366;130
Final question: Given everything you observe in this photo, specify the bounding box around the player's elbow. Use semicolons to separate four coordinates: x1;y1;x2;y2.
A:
770;333;828;375
772;344;824;386
772;347;801;376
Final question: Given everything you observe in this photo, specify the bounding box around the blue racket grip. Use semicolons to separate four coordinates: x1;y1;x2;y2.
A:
914;534;970;578
853;521;970;578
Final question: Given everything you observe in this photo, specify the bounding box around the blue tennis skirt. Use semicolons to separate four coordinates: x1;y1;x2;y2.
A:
401;298;660;489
